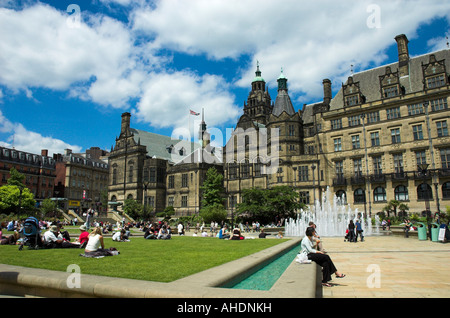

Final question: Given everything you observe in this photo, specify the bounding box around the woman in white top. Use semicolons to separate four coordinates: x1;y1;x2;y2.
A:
85;227;104;252
301;227;345;287
83;227;118;257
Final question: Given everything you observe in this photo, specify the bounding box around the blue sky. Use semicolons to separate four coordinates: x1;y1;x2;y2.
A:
0;0;449;156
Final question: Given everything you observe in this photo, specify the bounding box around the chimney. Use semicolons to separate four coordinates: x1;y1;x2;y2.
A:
121;112;131;135
41;149;48;157
323;79;332;105
64;149;72;156
395;34;410;77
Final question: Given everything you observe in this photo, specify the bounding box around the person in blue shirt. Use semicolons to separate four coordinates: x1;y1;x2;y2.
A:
355;219;364;242
218;225;230;239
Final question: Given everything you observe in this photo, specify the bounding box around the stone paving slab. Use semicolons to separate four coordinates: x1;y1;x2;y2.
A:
317;235;450;298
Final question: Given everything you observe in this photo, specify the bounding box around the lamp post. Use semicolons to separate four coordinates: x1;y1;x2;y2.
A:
360;113;372;217
143;180;149;217
423;101;441;214
417;163;430;215
311;164;316;213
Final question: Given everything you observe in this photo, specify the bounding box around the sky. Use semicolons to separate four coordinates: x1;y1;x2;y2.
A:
0;0;449;157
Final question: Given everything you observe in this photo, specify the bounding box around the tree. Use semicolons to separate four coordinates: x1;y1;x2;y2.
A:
200;167;225;207
123;198;143;220
388;200;400;217
237;186;303;224
398;203;409;218
7;168;25;188
40;198;57;217
0;185;36;213
157;206;175;221
199;204;228;224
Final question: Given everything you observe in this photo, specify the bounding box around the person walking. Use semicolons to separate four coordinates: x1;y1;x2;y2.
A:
348;220;356;242
355;219;364;242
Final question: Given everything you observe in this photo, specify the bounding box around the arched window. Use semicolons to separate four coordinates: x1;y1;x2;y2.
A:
394;185;409;201
127;194;133;200
417;183;433;200
112;168;117;185
443;182;450;199
336;190;346;205
373;187;386;202
354;188;365;203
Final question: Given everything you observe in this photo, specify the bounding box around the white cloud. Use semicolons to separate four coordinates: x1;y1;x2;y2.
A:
0;111;81;155
134;71;240;132
0;3;147;108
132;0;450;104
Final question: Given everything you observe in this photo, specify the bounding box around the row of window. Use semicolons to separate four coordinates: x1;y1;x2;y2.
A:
331;98;448;131
333;120;448;152
337;182;450;204
167;195;189;207
344;74;447;107
335;148;450;177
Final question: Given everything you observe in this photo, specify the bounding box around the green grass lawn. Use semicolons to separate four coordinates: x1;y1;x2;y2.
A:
0;235;286;282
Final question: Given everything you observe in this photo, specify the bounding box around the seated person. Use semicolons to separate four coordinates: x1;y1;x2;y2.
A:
144;225;157;239
112;229;130;242
230;228;244;240
83;227;119;257
157;225;171;240
75;225;89;247
43;225;80;248
258;229;271;238
276;231;284;239
218;226;230;239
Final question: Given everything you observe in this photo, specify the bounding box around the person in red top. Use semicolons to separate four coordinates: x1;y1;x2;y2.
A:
76;225;89;248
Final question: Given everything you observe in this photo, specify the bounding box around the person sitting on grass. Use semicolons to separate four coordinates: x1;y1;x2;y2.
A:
157;225;171;240
82;227;119;258
1;231;20;245
218;225;230;239
112;229;130;242
43;225;80;249
75;225;89;248
230;228;244;240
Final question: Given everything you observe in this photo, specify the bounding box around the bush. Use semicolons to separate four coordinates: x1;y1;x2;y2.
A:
199;204;228;224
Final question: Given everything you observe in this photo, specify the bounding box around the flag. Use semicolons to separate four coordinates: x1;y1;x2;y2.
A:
190;109;200;116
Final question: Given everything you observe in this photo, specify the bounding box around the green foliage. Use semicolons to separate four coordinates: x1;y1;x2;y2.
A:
0;185;36;213
157;206;175;221
40;198;57;217
123;199;143;220
7;168;25;188
237;186;304;224
199;204;228;224
200;167;225;207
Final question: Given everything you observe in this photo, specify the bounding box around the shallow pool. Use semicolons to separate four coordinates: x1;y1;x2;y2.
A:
230;245;299;291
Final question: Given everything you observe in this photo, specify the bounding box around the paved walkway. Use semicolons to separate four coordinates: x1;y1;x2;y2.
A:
315;235;450;298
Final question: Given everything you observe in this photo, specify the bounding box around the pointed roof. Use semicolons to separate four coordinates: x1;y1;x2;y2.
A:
273;69;295;116
252;61;265;82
